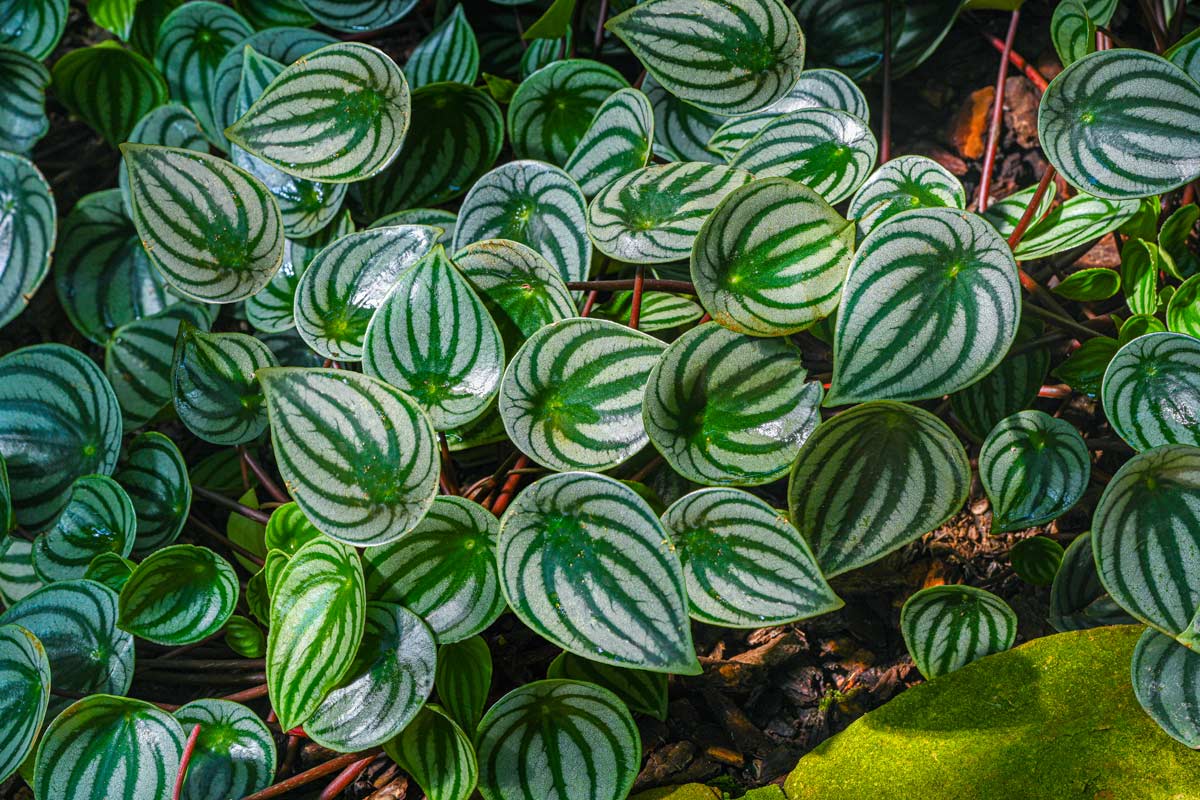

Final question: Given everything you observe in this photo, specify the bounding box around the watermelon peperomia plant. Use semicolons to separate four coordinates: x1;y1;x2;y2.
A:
0;0;1198;797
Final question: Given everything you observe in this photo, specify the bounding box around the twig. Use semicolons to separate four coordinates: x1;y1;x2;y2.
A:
189;514;266;568
628;455;664;484
142;658;266;670
579;289;600;317
489;455;530;517
593;0;609;54
629;266;646;330
438;433;461;496
173;724;202;800
880;0;893;163
567;278;695;293
1022;302;1102;340
974;21;1049;91
240;447;289;503
193;485;271;525
317;753;378;800
241;750;384;800
1037;384;1072;399
219;683;270;703
977;10;1020;213
150;630;227;661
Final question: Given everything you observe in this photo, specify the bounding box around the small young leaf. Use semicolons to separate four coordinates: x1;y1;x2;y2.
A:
263;503;320;556
547;651;667;721
33;475;136;583
1102;332;1200;451
224;614;266;659
435;636;492;733
1167;274;1200;337
0;152;55;332
406;5;479;89
173;323;279;445
1050;335;1119;396
1052;267;1121;301
1120;238;1160;316
901;584;1017;678
116;431;192;556
174;699;277;800
84;553;135;593
1009;536;1065;587
0;46;49;154
118;544;238;646
0;624;49;784
51;41;167;145
384;705;478;800
982;181;1057;240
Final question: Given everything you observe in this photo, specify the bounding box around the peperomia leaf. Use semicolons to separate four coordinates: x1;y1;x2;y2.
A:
174;699;276;800
594;290;703;332
1102;332;1200;452
828;208;1020;405
498;471;700;674
546;651;667;721
1052;267;1121;301
296;0;416;33
692;177;854;335
564;87;654;197
900;584;1017;679
84;552;135;593
979;410;1090;533
226;42;411;183
1038;49;1200;200
0;45;49;154
644;322;822;485
117;544;238;645
847;155;965;241
788;401;970;577
0;0;67;59
435;636;492;733
384;705;478;800
1120;239;1160;316
33;474;136;583
263;503;320;556
1051;335;1119;397
172;323;278;445
508;59;627;166
118;103;208;219
87;0;139;39
224;614;265;658
0;537;41;606
372;208;456;245
267;534;366;731
1012;192;1141;261
0;152;55;332
643;73;725;164
476;680;640;800
0;624;49;784
1009;536;1065;586
982;181;1058;240
115;431;191;556
259;368;439;546
51;41;167;146
499;318;665;472
1132;628;1200;748
1168;274;1200;337
1050;0;1095;67
406;5;479;88
607;0;804;115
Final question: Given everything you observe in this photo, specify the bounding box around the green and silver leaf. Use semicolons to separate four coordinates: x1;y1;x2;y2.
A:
263;503;321;556
1012;192;1141;260
115;431;191;555
981;181;1058;240
643;73;725;164
118;103;208;219
296;0;416;33
0;152;55;332
0;624;49;784
51;41;167;146
384;705;478;800
847;155;966;241
33;475;135;583
1050;0;1095;68
405;5;479;89
117;544;238;646
173;323;278;445
174;699;276;800
594;290;702;332
0;537;40;606
564;87;654;197
900;584;1017;679
509;59;628;166
1132;627;1200;748
435;636;491;732
1009;536;1065;586
0;0;67;59
546;651;667;721
950;315;1050;440
1053;267;1121;301
1102;332;1200;452
84;552;135;593
0;46;49;154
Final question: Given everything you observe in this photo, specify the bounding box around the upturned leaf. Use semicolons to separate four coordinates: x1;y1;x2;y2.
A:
223;615;266;659
1167;274;1200;337
900;584;1017;678
1051;335;1119;396
1050;0;1095;67
0;624;49;784
0;152;55;331
564;87;654;197
172;323;278;445
33;474;136;583
174;699;277;800
1102;332;1200;451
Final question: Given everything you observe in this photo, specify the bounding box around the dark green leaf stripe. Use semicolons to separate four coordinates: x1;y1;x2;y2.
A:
226;42;411;183
564;87;653;197
33;694;185;800
0;45;48;154
788;401;970;577
1049;532;1136;632
293;225;438;360
1092;445;1200;640
1132;627;1200;747
500;318;665;472
362;497;504;643
173;323;279;445
453;239;576;346
33;474;135;583
174;699;276;800
297;0;416;33
0;0;67;59
588;162;752;263
435;636;491;732
1050;0;1094;68
547;651;667;721
0;152;54;331
594;290;702;332
607;0;804;115
267;534;366;731
663;488;841;627
476;680;640;800
498;471;700;674
118;104;208;218
1039;49;1200;199
115;431;191;556
84;552;135;593
508;59;628;165
384;705;477;800
847;155;966;240
0;537;41;606
692;177;853;335
118;544;237;645
259;368;439;546
829;208;1020;404
0;344;122;532
729;109;877;204
123;144;285;304
454;160;591;284
0;624;49;783
306;602;436;752
51;41;167;145
1102;333;1200;452
643;74;725;164
979;410;1090;533
900;584;1017;679
405;4;478;89
1013;192;1141;260
950;315;1050;440
644;322;822;485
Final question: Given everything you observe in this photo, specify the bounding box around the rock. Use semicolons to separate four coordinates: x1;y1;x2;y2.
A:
1002;76;1040;150
947;86;994;160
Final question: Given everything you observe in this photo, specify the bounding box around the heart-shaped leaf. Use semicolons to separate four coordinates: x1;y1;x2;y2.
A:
405;5;478;89
546;651;667;721
607;0;804;115
384;705;478;800
51;41;167;145
564;87;654;197
118;104;208;220
296;0;416;33
362;497;503;643
1039;49;1200;199
900;584;1017;679
509;59;627;167
0;46;49;154
499;318;665;472
1050;0;1095;67
1102;332;1200;452
115;431;191;556
172;323;278;445
0;537;40;606
0;0;67;59
643;73;725;163
33;475;135;583
1132;627;1200;748
847;155;966;241
692;177;854;335
246;211;353;335
1012;192;1141;260
498;471;699;674
950;315;1050;440
0;624;49;784
260;368;439;546
435;636;491;732
1010;536;1065;586
828;208;1021;405
85;552;135;593
174;699;277;800
788;401;970;577
0;152;55;331
118;544;238;645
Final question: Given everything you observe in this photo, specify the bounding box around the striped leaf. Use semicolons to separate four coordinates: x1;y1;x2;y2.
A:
296;0;416;33
499;318;664;472
847;155;966;241
950;315;1050;440
0;580;134;710
0;153;54;332
517;32;570;80
598;290;702;332
1051;0;1094;67
900;584;1017;679
607;0;804;116
355;83;503;230
547;651;666;721
263;503;320;555
306;602;436;752
115;432;191;556
979;410;1090;533
1120;239;1159;316
498;471;699;674
224;614;265;658
435;636;492;732
258;330;323;367
454;160;591;284
372;208;455;245
127;0;185;58
88;0;143;39
692;177;853;336
1093;445;1200;641
405;5;479;89
982;181;1058;240
0;537;41;606
728;109;877;204
33;695;185;800
33;475;136;583
564;88;654;197
1168;31;1200;83
0;0;66;59
0;45;48;154
383;705;478;800
1039;49;1200;200
118;104;208;219
663;488;840;627
1053;267;1121;301
174;699;276;800
123;144;285;304
0;456;11;534
293;225;438;361
84;553;135;593
587;162;752;263
362;497;503;643
117;544;237;645
0;344;122;532
363;246;503;430
1012;192;1141;260
788;401;970;577
644;322;821;485
1132;627;1200;747
267;534;366;730
509;59;628;165
1102;332;1200;452
643;74;725;164
154;2;253;141
226;42;411;183
51;42;166;146
172;324;278;445
1009;536;1065;586
1168;274;1200;338
259;368;439;546
476;680;640;800
0;624;49;783
1054;335;1120;397
828;208;1020;405
234;0;314;29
